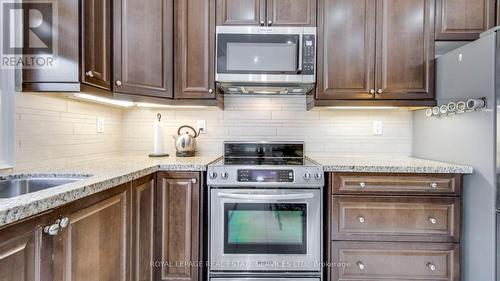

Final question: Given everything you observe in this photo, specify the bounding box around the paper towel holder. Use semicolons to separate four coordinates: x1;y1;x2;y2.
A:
149;113;169;158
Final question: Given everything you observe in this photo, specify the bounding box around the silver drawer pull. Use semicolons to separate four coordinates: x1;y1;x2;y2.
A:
357;261;365;270
357;216;365;223
359;182;366;188
427;262;436;271
430;182;438;189
428;217;437;224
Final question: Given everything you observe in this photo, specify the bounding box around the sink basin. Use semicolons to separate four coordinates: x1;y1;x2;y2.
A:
0;176;89;198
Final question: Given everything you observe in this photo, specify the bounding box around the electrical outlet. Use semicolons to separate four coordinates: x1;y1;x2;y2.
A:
372;121;383;136
197;120;207;134
96;118;105;133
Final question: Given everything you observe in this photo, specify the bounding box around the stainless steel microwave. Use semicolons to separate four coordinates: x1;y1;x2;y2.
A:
215;26;316;84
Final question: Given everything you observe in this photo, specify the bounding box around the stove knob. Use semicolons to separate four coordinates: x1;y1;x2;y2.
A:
315;173;323;180
303;172;311;180
209;172;217;179
221;172;229;179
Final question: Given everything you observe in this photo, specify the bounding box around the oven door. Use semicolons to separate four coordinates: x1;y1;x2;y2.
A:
216;27;303;83
210;189;321;272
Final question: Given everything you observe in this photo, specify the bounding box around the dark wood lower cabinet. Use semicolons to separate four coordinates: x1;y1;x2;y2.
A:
156;172;200;281
52;183;130;281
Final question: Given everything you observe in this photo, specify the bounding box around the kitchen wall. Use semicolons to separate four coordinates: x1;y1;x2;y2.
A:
122;96;413;157
14;92;124;169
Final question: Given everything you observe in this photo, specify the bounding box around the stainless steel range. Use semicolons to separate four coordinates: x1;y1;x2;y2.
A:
207;142;324;281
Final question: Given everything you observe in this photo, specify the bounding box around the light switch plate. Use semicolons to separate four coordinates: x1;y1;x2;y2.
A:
372;121;383;136
96;118;105;133
197;120;207;134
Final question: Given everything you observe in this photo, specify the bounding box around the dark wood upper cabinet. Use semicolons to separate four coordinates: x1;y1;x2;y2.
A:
217;0;317;26
375;0;434;100
131;175;156;281
316;0;376;100
216;0;266;25
52;184;129;281
174;0;216;99
317;0;434;102
81;0;112;90
435;0;496;40
267;0;317;26
22;0;80;92
156;172;200;281
113;0;173;98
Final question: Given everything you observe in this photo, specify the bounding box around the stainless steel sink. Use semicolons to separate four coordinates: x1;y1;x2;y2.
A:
0;176;89;198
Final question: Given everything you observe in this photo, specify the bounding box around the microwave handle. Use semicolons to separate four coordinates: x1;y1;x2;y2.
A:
216;192;314;200
297;35;303;74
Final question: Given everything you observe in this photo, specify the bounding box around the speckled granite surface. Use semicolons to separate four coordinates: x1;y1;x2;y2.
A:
0;154;219;227
309;155;473;174
0;153;472;228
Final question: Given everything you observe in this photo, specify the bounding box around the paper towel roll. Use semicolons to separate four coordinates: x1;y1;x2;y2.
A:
153;113;164;154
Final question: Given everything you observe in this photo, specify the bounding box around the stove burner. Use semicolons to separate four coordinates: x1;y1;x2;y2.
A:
223;157;304;166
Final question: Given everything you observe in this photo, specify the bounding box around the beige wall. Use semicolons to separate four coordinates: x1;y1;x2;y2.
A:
15;92;123;169
13;94;413;168
122;96;413;157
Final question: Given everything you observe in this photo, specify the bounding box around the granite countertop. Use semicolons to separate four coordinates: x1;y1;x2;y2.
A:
0;154;472;228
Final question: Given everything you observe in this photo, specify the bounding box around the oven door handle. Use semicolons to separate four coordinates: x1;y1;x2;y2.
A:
216;192;314;200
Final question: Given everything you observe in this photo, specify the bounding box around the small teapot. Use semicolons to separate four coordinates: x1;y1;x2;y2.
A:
173;125;199;157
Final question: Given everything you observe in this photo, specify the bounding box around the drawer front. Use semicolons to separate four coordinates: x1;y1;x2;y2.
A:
332;196;460;242
330;242;460;281
331;173;462;196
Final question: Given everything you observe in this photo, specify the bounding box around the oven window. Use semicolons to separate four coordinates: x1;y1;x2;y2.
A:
217;34;300;74
224;203;307;254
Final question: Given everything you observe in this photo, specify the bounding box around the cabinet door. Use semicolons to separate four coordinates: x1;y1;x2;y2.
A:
131;175;156;281
22;0;79;91
435;0;496;40
267;0;317;26
81;0;111;90
0;216;53;281
375;0;434;100
113;0;173;98
52;185;129;281
174;0;216;99
216;0;266;26
157;172;200;281
316;0;376;100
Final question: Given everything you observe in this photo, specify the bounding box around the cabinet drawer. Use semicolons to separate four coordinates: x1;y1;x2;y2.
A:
331;196;460;242
331;173;462;195
331;242;460;281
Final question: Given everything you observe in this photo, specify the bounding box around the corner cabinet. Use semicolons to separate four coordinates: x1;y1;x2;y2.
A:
216;0;317;26
435;0;496;41
316;0;435;105
113;0;174;98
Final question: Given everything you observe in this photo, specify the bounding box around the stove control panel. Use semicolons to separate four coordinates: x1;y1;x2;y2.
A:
238;169;294;183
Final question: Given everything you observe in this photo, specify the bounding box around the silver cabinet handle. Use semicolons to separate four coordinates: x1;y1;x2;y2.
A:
191;178;198;184
260;20;265;26
357;216;365;223
369;89;375;94
217;192;314;200
427;262;436;271
428;217;437;224
115;80;122;86
359;182;366;188
357;261;365;270
430;182;438;189
59;217;70;228
267;20;273;26
377;89;383;94
208;88;214;94
43;223;60;236
85;70;94;77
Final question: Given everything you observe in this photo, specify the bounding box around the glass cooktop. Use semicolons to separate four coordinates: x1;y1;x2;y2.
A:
223;157;304;166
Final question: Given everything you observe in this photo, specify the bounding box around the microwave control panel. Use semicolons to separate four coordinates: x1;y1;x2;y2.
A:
302;34;316;75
